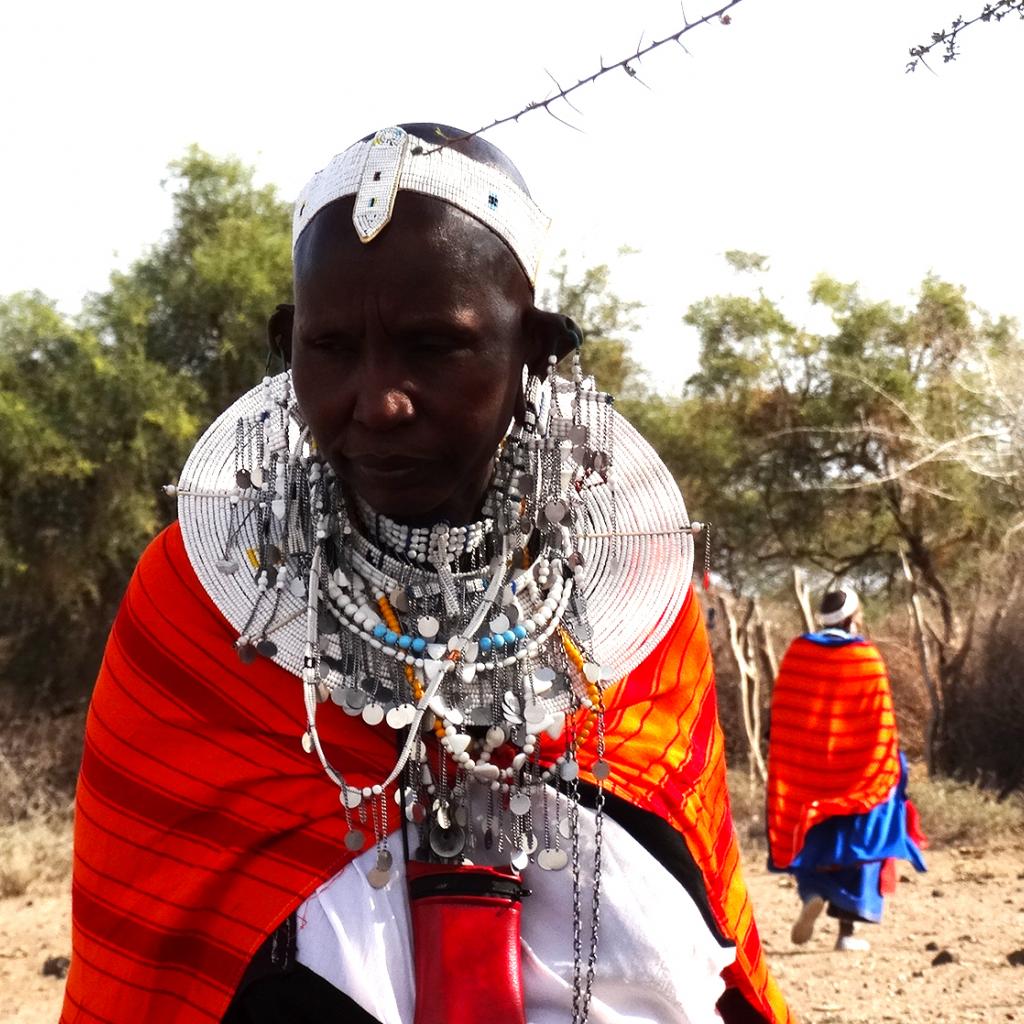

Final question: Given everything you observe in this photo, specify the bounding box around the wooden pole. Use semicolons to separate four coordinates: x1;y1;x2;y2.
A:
792;566;815;634
717;594;768;783
900;548;942;775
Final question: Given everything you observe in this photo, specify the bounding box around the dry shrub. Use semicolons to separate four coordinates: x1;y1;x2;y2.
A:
0;706;83;897
939;596;1024;794
907;766;1024;845
726;767;767;847
0;815;73;897
871;615;931;760
727;764;1024;854
0;705;85;823
705;610;748;765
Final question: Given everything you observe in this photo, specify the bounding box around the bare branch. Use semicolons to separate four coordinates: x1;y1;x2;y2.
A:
437;0;745;147
908;0;1024;73
790;430;1010;492
545;71;583;116
805;366;931;436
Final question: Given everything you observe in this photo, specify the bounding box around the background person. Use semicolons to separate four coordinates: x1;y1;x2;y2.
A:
767;586;927;952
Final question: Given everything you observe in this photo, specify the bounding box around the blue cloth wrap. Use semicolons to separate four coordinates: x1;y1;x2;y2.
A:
786;753;926;922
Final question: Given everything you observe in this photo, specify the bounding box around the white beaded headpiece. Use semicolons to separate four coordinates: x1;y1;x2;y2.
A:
817;587;860;626
292;126;550;286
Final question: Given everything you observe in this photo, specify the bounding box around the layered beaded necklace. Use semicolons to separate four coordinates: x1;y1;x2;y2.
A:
173;354;697;1022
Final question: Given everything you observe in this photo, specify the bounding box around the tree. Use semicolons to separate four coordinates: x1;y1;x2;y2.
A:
541;250;645;396
86;146;293;418
0;293;200;702
668;261;1023;773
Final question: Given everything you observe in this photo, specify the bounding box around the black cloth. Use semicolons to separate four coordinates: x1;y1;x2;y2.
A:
223;961;380;1024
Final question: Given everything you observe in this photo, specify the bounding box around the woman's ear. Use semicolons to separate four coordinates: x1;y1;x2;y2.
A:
267;303;295;365
524;309;582;378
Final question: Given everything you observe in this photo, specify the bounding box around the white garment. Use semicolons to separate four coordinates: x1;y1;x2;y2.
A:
296;801;734;1024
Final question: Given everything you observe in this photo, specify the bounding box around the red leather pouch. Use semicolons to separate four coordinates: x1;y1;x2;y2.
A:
406;861;527;1024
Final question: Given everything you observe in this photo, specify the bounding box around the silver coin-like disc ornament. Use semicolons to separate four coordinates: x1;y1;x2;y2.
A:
367;867;391;889
537;848;569;871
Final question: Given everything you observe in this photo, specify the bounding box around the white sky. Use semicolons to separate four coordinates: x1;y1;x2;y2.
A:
2;0;1022;392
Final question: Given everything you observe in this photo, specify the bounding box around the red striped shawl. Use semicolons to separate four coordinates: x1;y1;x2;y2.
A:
61;523;791;1023
766;636;901;870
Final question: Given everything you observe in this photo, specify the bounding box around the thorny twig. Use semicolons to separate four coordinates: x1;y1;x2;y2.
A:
907;0;1024;72
438;0;745;146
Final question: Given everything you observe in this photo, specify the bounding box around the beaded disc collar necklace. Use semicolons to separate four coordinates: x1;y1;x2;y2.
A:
174;357;697;1021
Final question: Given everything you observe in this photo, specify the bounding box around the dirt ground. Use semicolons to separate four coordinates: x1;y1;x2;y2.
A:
745;841;1024;1023
2;844;1022;1023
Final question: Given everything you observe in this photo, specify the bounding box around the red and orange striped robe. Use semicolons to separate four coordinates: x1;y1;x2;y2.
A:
766;635;901;871
62;523;792;1023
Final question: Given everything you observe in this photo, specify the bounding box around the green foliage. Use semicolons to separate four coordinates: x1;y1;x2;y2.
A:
86;145;292;417
0;293;199;699
672;268;1023;599
541;250;644;396
723;249;770;274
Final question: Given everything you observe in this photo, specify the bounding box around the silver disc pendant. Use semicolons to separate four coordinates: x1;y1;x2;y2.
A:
509;792;532;816
255;639;277;658
429;824;466;858
544;499;568;524
345;828;366;852
375;849;394;871
537;848;568;871
236;642;257;664
434;800;452;830
417;615;440;639
559;818;574;840
593;759;611;781
235;469;253;489
343;687;367;710
559;760;580;781
367;867;391;888
511;849;529;870
362;703;385;726
339;787;362;809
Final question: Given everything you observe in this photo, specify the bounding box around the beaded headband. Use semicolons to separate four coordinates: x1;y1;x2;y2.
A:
817;588;860;626
292;126;550;286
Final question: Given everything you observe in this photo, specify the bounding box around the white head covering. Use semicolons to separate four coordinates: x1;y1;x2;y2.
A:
817;587;860;627
292;126;549;286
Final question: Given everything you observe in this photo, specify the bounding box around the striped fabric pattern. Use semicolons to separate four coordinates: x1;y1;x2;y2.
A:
62;523;791;1023
547;592;793;1024
766;636;901;871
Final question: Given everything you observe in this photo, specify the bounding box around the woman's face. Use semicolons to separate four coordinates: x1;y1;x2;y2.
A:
290;194;537;526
